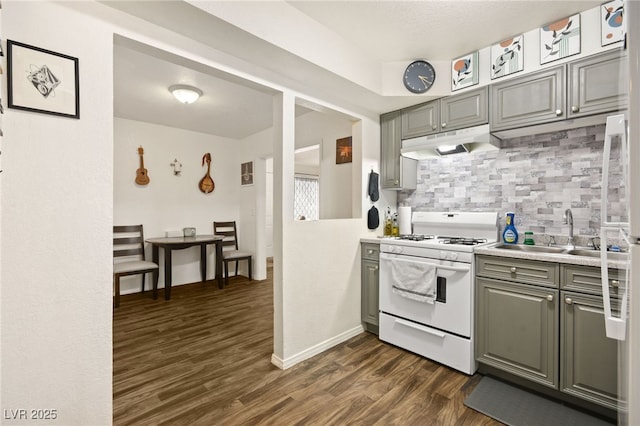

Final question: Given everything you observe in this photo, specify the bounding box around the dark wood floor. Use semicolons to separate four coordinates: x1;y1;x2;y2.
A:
113;262;501;425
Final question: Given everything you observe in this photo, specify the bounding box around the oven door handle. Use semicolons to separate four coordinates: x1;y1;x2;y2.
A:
395;318;447;339
436;264;470;273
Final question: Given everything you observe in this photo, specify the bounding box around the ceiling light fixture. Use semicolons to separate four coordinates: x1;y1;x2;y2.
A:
169;84;203;104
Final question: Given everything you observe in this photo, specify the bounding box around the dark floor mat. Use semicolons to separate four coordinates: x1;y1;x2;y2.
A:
464;376;615;426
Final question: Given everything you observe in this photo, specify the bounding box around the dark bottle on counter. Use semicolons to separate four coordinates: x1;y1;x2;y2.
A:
502;212;519;244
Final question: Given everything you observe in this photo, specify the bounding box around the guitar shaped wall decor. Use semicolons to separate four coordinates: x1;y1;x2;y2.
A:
135;146;150;186
199;152;215;193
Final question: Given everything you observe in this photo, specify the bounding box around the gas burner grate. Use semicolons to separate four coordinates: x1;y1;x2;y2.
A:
398;234;436;241
439;237;488;246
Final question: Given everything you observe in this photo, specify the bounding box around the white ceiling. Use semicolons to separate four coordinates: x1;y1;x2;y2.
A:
111;0;602;140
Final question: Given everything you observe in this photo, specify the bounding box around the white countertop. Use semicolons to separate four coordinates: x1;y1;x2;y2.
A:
360;237;383;244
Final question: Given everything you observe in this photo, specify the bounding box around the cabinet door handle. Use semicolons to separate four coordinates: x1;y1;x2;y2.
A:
367;249;374;255
373;266;379;271
510;267;517;274
432;125;437;130
565;297;573;305
611;280;620;288
394;180;399;185
555;109;563;116
571;106;580;113
547;294;554;302
441;122;447;128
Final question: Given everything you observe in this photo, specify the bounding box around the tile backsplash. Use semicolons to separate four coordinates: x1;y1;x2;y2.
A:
398;124;626;242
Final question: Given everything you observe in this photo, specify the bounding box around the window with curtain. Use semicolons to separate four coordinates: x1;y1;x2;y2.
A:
294;175;319;220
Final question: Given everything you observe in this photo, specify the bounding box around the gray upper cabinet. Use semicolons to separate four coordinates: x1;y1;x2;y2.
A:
380;111;402;188
381;111;417;190
401;100;440;139
440;86;489;131
491;65;566;131
568;49;628;118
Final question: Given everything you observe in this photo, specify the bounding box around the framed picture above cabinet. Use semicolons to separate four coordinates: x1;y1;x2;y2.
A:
490;35;523;79
451;51;479;91
540;14;581;64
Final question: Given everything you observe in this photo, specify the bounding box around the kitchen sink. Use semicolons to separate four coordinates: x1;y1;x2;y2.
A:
566;249;628;261
493;243;566;254
492;243;628;261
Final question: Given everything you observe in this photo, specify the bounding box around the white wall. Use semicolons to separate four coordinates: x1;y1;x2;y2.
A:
381;5;625;98
114;118;250;292
1;2;113;424
295;111;354;220
0;3;380;425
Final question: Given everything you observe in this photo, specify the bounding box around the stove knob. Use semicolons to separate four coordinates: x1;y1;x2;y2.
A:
440;251;447;259
449;252;458;261
395;246;404;254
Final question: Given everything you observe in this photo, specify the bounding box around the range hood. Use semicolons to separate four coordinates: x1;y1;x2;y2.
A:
401;124;501;159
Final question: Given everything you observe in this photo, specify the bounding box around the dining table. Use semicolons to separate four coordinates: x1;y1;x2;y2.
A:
145;234;225;300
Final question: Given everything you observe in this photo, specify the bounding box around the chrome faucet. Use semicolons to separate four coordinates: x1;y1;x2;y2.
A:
563;209;574;248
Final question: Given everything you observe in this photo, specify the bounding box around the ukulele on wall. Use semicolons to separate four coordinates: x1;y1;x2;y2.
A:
199;152;215;193
135;146;150;186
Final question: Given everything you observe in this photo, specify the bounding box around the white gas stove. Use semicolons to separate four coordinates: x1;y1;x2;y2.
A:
378;211;498;374
381;211;499;258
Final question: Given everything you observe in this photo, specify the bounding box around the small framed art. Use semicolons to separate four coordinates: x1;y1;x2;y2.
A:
241;161;254;186
540;14;581;64
336;136;352;164
451;51;479;91
491;35;523;79
7;40;80;119
601;0;625;46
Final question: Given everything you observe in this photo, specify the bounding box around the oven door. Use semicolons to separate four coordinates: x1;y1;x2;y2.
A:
379;252;472;337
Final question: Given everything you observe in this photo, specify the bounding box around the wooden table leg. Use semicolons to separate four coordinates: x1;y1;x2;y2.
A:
200;243;207;282
164;247;172;300
152;245;159;300
215;241;224;289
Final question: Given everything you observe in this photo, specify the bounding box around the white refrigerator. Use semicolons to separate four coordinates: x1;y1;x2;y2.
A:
601;2;640;424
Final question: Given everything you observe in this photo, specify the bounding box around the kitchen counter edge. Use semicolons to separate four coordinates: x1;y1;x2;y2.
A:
475;243;627;268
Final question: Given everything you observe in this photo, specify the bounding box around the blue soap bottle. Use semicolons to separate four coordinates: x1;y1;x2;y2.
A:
502;212;519;244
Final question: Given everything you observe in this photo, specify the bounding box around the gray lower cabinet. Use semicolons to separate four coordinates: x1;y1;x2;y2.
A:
476;256;620;411
491;65;566;131
561;290;619;410
476;276;559;388
361;242;379;334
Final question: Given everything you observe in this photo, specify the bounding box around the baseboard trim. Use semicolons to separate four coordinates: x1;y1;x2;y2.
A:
271;325;364;370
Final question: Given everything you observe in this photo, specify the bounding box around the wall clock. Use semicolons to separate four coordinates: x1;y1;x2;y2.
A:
403;60;436;94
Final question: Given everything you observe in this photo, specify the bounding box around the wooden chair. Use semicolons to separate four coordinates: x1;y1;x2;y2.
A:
213;221;253;287
113;225;159;308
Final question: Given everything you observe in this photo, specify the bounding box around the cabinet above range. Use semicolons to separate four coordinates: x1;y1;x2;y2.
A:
401;86;489;139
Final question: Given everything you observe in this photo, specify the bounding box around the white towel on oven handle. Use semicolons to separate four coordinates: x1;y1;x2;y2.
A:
390;257;436;304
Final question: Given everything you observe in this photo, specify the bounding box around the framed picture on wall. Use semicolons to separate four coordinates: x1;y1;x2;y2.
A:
241;161;254;186
336;136;352;164
7;40;80;119
490;35;523;79
540;14;581;64
451;51;479;91
601;0;625;46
